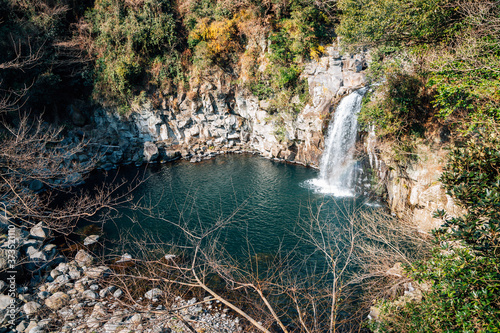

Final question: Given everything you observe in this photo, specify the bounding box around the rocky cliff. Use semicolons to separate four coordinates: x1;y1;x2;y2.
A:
87;46;368;168
366;133;463;233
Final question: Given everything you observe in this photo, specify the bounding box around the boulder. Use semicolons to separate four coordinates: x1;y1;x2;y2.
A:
45;292;69;310
75;249;94;267
30;223;50;240
23;302;41;316
143;141;159;162
144;288;163;300
83;235;100;246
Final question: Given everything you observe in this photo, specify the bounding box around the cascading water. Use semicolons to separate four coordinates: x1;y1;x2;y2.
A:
307;88;367;196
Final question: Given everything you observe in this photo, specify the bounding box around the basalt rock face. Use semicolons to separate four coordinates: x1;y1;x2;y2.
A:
365;134;464;233
89;46;368;168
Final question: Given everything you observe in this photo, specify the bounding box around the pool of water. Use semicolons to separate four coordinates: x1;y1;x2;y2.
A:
91;154;373;260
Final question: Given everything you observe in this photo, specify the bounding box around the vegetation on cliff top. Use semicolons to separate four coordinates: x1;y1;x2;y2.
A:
1;0;337;117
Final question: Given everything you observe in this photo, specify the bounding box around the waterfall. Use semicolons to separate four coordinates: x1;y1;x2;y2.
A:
308;88;367;196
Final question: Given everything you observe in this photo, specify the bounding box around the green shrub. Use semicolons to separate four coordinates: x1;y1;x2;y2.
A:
372;247;500;333
435;131;500;257
86;0;179;107
337;0;462;51
358;69;432;139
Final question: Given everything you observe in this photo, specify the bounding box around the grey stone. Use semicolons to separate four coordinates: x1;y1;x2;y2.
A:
55;262;69;274
0;295;14;310
27;246;47;262
83;290;98;300
15;320;29;333
116;253;132;263
84;265;111;279
42;244;57;259
109;150;124;164
83;235;100;246
99;285;116;298
144;288;163;300
28;325;46;333
143;141;159;162
44;292;69;310
37;291;50;299
54;274;70;284
29;223;50;240
68;268;81;280
25;321;38;333
65;172;83;185
74;249;93;267
113;288;123;299
23;302;41;316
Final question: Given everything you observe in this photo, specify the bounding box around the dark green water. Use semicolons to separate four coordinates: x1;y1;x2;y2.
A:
97;154;371;258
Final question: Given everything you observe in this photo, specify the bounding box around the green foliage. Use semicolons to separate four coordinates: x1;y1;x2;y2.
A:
183;0;332;118
429;69;500;126
337;0;461;50
435;132;500;257
371;247;500;332
86;0;180;107
358;69;431;138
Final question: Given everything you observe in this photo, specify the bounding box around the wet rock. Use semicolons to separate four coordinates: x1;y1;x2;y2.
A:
65;172;83;185
143;141;159;162
109;150;124;164
29;180;44;192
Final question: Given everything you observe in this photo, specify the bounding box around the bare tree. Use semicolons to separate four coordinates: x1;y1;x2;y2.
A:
0;113;136;234
100;197;431;333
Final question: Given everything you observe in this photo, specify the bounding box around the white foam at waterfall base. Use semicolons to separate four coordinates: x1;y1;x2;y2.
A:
305;88;367;197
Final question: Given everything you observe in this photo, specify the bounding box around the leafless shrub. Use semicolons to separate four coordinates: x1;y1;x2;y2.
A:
0;114;135;234
99;196;431;333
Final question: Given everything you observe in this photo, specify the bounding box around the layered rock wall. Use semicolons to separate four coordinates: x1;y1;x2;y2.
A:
89;46;368;168
367;137;463;233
